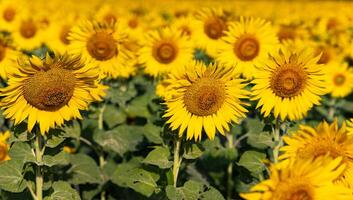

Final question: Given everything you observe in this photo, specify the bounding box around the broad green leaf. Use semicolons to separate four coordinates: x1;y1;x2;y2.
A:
62;121;81;139
112;161;159;197
143;123;163;144
103;105;127;128
43;151;69;167
247;131;274;149
46;130;65;148
245;118;265;133
93;125;144;156
45;181;80;200
238;151;266;174
166;180;224;200
143;146;172;169
68;154;103;185
184;144;204;160
107;83;137;106
0;160;26;193
9;142;36;166
9;123;33;143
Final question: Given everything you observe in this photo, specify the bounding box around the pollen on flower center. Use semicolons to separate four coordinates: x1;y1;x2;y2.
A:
87;31;117;61
20;20;37;39
184;78;226;116
204;16;226;40
23;68;76;111
60;25;71;45
153;41;178;64
234;34;260;61
271;65;307;98
3;7;15;22
334;74;346;86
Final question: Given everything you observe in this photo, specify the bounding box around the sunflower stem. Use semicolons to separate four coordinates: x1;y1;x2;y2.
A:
328;98;337;122
272;118;281;163
34;130;44;200
173;136;182;187
98;103;106;130
98;104;106;200
226;133;234;200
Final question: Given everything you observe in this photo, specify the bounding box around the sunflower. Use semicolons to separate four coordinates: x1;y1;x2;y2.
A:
241;157;352;200
193;8;229;57
11;13;45;50
251;44;327;120
275;23;308;43
69;20;136;79
172;15;199;44
0;35;23;80
138;27;193;77
0;0;26;32
0;54;106;134
0;131;11;162
326;62;353;98
280;120;353;187
163;61;249;141
348;119;353;135
216;17;278;79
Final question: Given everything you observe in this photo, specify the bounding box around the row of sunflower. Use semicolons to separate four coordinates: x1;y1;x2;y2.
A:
0;0;352;199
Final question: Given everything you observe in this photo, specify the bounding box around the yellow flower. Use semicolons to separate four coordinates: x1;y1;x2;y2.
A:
326;62;353;98
163;61;248;141
0;54;106;134
172;15;199;45
241;157;352;200
193;8;229;57
138;27;193;77
251;44;327;120
0;0;26;32
69;20;135;79
63;146;76;154
281;120;353;187
0;35;23;80
0;131;11;162
216;17;278;79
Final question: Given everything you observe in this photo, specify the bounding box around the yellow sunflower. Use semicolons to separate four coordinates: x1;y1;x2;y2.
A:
11;12;45;50
0;0;26;32
241;157;352;200
280;120;353;187
0;54;106;134
251;44;327;120
171;15;199;45
0;131;11;162
138;27;193;77
348;119;353;135
326;62;353;98
163;61;249;141
0;35;22;80
216;17;278;80
193;8;229;57
69;20;135;79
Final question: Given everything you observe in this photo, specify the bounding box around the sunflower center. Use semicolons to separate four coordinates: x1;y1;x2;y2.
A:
3;7;15;22
184;78;226;116
204;17;226;40
104;13;117;24
153;41;178;64
23;68;76;111
234;34;260;61
87;32;117;61
0;143;8;161
334;74;346;86
298;136;346;159
315;46;331;64
20;20;37;39
288;189;312;200
180;25;192;36
128;18;138;29
277;25;296;41
60;25;71;45
271;65;307;98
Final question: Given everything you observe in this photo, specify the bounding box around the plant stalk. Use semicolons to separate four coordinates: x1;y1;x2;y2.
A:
226;133;234;200
173;137;182;187
272;118;281;163
35;130;43;200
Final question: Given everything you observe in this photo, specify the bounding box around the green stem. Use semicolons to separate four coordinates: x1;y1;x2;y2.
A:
98;104;106;130
328;98;337;122
173;137;182;187
226;133;234;200
98;104;106;200
35;130;44;200
272;118;281;163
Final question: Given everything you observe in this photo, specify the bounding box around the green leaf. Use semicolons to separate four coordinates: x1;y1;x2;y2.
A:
9;142;36;166
143;123;163;144
103;105;127;128
68;154;103;185
9;123;33;143
112;162;159;197
184;144;204;160
0;160;26;193
46;130;66;148
166;180;224;200
143;146;172;169
245;118;265;133
46;181;80;200
247;131;274;149
238;151;266;174
62;121;81;139
125;97;151;118
107;83;137;106
93;125;144;156
43;151;69;167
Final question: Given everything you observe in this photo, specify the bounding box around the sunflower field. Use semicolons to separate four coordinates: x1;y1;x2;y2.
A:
1;0;353;199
